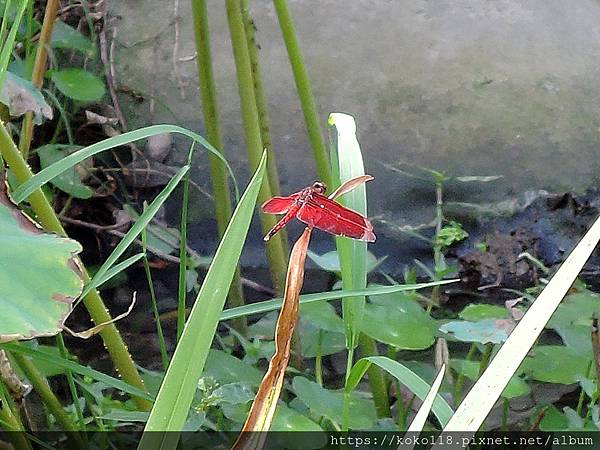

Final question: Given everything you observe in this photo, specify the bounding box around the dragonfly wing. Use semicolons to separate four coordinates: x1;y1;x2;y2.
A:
261;195;298;214
296;193;375;242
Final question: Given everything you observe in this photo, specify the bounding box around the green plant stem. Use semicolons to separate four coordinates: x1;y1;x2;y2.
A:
225;0;288;294
431;180;444;305
453;343;477;407
142;228;169;370
19;0;60;158
0;382;32;450
577;361;594;417
177;150;193;341
273;0;331;188
0;0;12;45
0;121;151;411
192;0;247;328
501;398;509;431
584;391;599;425
478;344;493;376
10;351;84;449
0;0;11;44
315;330;323;386
386;347;407;427
358;333;390;417
24;0;34;63
342;347;354;430
55;333;86;434
240;0;283;199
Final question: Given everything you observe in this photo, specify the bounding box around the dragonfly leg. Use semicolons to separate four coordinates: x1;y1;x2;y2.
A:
263;206;299;241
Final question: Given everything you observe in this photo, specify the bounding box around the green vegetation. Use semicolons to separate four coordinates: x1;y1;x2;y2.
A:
0;2;599;449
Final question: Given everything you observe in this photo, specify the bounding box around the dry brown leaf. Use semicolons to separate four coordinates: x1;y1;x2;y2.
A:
64;293;136;339
328;174;374;200
232;227;312;450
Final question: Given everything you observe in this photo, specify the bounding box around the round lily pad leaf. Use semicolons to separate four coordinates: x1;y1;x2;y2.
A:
459;303;508;321
548;289;600;355
291;376;377;430
439;318;515;344
307;250;385;274
450;358;530;399
521;345;591;385
0;177;83;342
247;308;346;357
203;349;263;388
360;295;437;350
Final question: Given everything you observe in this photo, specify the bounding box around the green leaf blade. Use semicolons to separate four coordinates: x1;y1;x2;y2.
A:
0;180;83;341
51;69;106;102
138;152;267;447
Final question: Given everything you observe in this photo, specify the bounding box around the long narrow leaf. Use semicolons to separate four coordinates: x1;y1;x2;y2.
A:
80;165;189;300
0;342;152;401
12;124;239;203
346;356;453;427
0;0;27;90
407;364;446;432
443;214;600;434
220;279;457;321
138;152;268;450
328;113;368;350
88;253;145;293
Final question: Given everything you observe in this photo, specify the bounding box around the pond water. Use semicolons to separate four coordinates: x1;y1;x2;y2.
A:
110;0;600;272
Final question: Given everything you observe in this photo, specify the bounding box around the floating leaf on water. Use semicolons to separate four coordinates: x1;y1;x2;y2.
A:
361;294;437;350
521;345;592;385
458;304;508;321
203;350;264;388
450;359;530;399
439;318;515;344
307;249;385;274
453;175;503;183
291;376;377;430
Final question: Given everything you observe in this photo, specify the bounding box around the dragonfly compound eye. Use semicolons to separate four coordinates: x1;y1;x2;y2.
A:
312;181;327;194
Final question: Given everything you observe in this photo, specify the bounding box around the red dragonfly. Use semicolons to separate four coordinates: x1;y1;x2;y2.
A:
261;175;376;242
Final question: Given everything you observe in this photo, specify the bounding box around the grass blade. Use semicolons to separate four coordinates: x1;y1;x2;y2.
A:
329;112;389;419
443;214;600;434
80;165;189;300
328;113;368;350
0;0;27;90
407;364;446;432
177;146;194;342
346;356;453;427
220;279;458;321
1;342;152;401
12;124;238;204
138;152;267;449
90;253;145;292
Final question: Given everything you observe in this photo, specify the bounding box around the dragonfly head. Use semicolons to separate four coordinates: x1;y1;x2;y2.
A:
311;181;327;195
